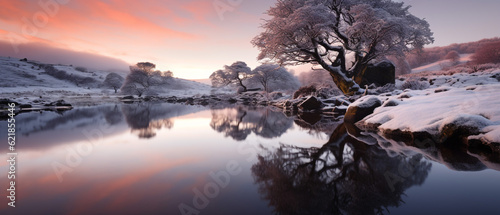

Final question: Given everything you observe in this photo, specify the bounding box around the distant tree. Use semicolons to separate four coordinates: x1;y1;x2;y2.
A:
103;72;124;93
298;69;335;87
252;0;433;95
136;62;156;72
162;70;174;78
472;41;500;64
249;64;301;92
210;61;253;92
121;62;172;97
444;50;460;65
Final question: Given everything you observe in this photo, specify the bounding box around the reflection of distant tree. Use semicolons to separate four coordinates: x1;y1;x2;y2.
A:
210;106;293;141
121;103;174;139
210;107;250;141
104;105;123;125
252;123;432;215
132;119;174;139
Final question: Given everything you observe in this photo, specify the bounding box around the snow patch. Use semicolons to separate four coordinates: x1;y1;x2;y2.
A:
350;95;381;108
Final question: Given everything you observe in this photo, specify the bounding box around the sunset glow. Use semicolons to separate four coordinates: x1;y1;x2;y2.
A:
1;0;499;79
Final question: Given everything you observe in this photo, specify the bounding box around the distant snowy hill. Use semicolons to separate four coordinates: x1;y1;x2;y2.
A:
0;56;212;105
0;56;110;88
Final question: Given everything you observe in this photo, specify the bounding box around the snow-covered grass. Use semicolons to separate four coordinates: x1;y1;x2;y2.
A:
411;54;472;73
357;69;500;144
405;62;500;79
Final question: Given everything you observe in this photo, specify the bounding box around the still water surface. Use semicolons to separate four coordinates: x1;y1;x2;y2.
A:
0;103;499;214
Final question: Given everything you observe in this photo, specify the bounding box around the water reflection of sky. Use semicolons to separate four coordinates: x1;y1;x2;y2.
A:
389;163;500;215
0;104;499;214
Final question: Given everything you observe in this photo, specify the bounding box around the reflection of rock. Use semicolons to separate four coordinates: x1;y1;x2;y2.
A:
366;132;500;172
252;123;431;214
294;113;343;135
44;99;72;107
210;106;293;141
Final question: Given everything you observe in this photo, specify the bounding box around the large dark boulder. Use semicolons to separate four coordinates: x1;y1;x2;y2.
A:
298;96;324;112
354;61;395;87
344;96;382;123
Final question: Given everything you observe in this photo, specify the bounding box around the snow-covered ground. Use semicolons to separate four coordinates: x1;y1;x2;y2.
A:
356;70;500;144
411;54;472;73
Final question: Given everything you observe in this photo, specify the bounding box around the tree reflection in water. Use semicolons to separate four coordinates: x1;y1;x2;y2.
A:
252;123;432;215
121;103;174;138
120;103;206;139
104;105;123;125
210;106;294;141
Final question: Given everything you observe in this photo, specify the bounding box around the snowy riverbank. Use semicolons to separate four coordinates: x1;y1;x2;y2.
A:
351;70;500;148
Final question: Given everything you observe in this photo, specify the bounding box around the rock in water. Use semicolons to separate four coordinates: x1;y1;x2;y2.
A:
298;96;324;112
345;96;382;123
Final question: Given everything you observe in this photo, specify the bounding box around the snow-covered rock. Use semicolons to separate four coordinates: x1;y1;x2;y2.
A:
356;78;500;146
344;95;382;123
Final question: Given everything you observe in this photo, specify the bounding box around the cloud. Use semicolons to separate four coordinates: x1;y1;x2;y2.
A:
0;0;211;41
0;40;130;71
0;0;277;79
0;0;223;74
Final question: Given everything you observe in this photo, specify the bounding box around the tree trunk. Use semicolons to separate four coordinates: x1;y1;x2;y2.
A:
237;77;247;92
318;59;362;96
312;40;362;96
327;70;361;96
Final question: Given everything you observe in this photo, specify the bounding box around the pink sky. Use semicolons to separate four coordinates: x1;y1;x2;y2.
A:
0;0;499;79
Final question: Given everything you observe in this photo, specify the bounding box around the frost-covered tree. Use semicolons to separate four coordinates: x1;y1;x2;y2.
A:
252;0;433;95
210;61;253;92
103;72;124;93
249;64;300;92
136;62;156;72
121;62;172;97
444;50;460;65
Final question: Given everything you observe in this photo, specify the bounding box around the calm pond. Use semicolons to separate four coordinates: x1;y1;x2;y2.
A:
1;103;499;215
